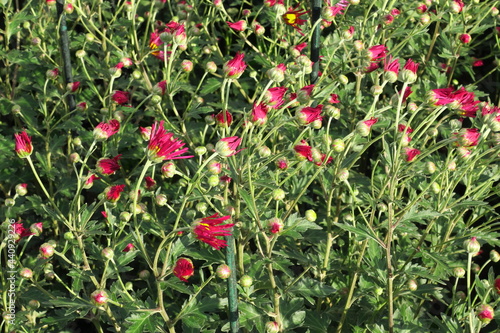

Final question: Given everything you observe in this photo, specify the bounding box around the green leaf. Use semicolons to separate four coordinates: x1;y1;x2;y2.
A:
179;296;226;329
125;312;159;333
304;311;331;333
335;223;383;247
160;277;193;295
239;301;264;332
281;298;305;329
398;207;442;224
286;277;335;305
238;189;258;221
200;78;222;95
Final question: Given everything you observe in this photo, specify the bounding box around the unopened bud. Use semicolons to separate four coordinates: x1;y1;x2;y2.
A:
464;237;481;254
102;247;114;260
272;188;285;201
305;209;317;222
239;275;253;287
216;264;231;279
155;194;167;206
453;267;465;278
20;268;33;279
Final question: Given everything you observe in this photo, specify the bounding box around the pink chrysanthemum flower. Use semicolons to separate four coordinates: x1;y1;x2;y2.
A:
13;222;34;241
14;130;33;158
294;141;313;161
215;136;243;157
192;213;234;250
147;121;192;163
213;110;233;127
367;45;387;61
84;173;100;189
122;243;135;252
227;20;247;31
265;87;287;109
223;52;247;79
145;176;157;190
399;59;419;83
383;56;400;82
96;155;122;175
404;147;421;162
173;258;195;282
93;120;120;141
455;128;480;147
112;91;129;105
251;103;269;126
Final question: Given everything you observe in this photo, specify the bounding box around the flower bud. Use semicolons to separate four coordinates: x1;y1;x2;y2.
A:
40;243;55;258
339;74;349;85
195;202;208;214
207;174;220;186
155;194;167;206
268;217;284;234
20;268;33;279
161;162;176;178
258;146;271;158
305;209;317;222
265;321;280;333
181;60;193;72
407;279;418;291
208;161;222;174
426;161;436;174
337;168;349;182
272;188;285;201
101;247;114;260
30;222;43;236
28;300;40;309
64;231;74;240
139;270;151;280
195;146;207;156
5;198;15;207
453;267;465;278
120;211;131;222
464;237;481;254
476;304;494;324
431;182;441;194
69;152;80;163
91;290;109;306
490;250;500;262
15;183;28;196
239;275;253;287
216;264;231;279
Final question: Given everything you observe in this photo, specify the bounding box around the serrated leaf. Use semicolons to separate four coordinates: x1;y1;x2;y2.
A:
160;277;193;295
398;207;442;224
200;78;222;95
238;189;258;221
239;302;263;332
286;277;336;299
125;312;158;333
335;223;384;247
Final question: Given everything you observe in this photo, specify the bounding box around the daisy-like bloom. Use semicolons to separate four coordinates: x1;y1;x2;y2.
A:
147;120;192;163
192;213;234;250
366;45;387;62
356;117;378;136
251;103;268;126
294;141;313;161
264;87;287;109
149;30;164;56
215;136;243;157
14;130;33;158
105;184;125;203
213;110;233;127
383;56;400;83
476;304;494;324
112;90;129;105
223;52;247;79
122;243;135;252
91;290;109;306
266;63;286;83
455;128;480;147
282;6;309;35
96;155;122;175
145;176;157;190
446;87;480;117
173;258;195;282
227;20;247;31
153;80;167;95
93;119;120;141
84;173;100;189
399;59;419;84
296;105;323;125
403;147;421;162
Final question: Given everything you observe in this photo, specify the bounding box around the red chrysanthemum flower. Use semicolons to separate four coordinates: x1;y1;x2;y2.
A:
214;110;233;127
122;243;135;252
367;45;387;61
84;173;100;189
173;258;195;282
383;56;400;82
14;130;33;158
294;141;313;161
147;121;193;163
282;7;309;35
297;105;323;125
227;20;247;31
105;184;125;203
404;147;421;162
13;222;34;241
455;128;480;147
112;91;129;105
192;213;234;250
329;93;340;104
145;176;157;190
93;119;120;141
96;155;122;175
265;87;287;109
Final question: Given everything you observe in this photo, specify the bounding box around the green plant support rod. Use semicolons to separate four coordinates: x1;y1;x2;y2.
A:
310;0;321;84
56;0;76;111
226;231;239;333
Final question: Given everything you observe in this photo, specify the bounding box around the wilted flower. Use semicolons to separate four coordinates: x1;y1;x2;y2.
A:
14;130;33;158
192;213;234;250
173;258;195;282
147;121;192;163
